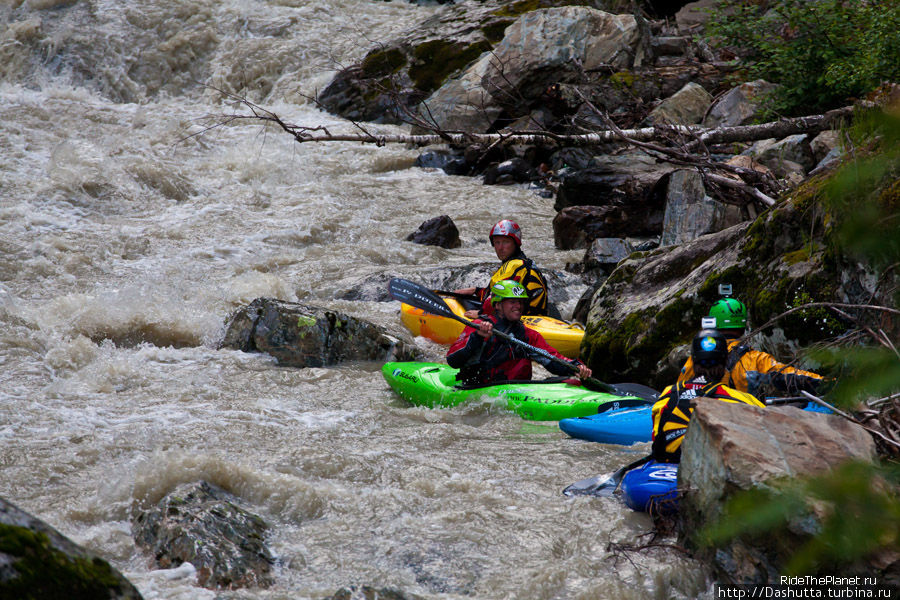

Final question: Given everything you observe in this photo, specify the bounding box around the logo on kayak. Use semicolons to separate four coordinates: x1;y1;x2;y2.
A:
392;368;418;383
648;468;678;481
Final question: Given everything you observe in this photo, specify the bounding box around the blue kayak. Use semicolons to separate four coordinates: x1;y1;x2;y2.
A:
615;401;832;513
558;405;652;445
620;460;679;513
560;400;830;446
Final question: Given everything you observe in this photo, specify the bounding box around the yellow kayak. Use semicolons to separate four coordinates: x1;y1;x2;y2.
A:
400;295;585;359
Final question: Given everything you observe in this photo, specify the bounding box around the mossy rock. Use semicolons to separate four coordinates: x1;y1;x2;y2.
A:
0;498;143;600
580;178;884;389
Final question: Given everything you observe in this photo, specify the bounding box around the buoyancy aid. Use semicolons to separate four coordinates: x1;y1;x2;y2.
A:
651;378;764;463
446;314;580;385
677;338;824;398
476;249;549;316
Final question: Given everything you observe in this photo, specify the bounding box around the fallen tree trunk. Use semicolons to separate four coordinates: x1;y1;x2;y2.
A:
233;100;853;148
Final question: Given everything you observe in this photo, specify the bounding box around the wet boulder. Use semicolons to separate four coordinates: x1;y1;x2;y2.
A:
318;1;588;124
219;298;420;367
406;215;461;249
132;481;275;590
679;399;877;584
421;7;644;133
0;496;143;599
482;157;536;185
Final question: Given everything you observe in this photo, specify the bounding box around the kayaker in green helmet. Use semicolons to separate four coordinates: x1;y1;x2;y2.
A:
453;219;551;319
653;329;765;463
677;297;825;399
447;280;591;386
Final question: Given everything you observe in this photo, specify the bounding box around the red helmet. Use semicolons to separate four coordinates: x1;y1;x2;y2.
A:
489;219;522;246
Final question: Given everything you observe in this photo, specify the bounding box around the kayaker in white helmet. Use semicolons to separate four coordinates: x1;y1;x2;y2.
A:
447;280;590;386
454;219;551;319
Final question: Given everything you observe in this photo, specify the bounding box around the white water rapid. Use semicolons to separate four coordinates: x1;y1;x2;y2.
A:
1;1;706;598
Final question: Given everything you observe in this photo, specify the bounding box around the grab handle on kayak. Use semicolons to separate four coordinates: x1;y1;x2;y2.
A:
388;278;640;398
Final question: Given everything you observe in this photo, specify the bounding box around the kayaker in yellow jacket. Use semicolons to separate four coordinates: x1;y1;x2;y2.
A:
454;219;550;318
654;329;765;463
677;297;825;399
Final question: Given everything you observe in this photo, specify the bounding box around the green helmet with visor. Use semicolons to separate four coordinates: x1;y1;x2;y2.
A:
490;279;529;305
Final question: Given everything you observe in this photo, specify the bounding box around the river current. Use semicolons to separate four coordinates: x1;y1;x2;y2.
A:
1;1;706;598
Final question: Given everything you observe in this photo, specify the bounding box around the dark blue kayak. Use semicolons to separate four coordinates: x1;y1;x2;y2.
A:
620;460;679;513
560;400;831;446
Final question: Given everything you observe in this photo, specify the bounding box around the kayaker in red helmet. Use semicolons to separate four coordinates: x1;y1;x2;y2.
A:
454;219;551;318
447;280;590;386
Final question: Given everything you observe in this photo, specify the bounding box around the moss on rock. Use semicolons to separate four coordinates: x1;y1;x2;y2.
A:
0;524;133;599
409;39;492;94
360;47;408;79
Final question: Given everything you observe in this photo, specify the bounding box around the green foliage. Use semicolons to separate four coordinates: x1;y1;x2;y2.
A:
705;0;900;115
704;461;900;574
824;110;900;269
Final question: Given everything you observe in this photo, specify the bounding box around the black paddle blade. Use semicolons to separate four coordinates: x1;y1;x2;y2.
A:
562;471;622;497
388;278;457;320
563;455;653;497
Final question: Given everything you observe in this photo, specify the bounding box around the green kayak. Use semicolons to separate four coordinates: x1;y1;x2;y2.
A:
381;362;651;421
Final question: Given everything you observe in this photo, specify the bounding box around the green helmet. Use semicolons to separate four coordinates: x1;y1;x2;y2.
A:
708;298;747;329
490;279;529;305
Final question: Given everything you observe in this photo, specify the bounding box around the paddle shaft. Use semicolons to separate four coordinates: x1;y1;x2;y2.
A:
388;278;618;394
442;301;617;393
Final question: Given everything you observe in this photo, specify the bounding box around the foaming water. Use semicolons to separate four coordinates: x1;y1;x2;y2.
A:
0;0;707;598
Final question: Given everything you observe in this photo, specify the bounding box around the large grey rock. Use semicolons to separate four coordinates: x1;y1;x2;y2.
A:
584;238;634;270
421;7;643;132
810;130;841;163
580;187;895;389
679;399;877;584
219;298;420;367
646;81;713;125
554;150;676;211
0;496;143;599
744;134;816;174
702;80;780;128
660;169;742;247
132;481;275;589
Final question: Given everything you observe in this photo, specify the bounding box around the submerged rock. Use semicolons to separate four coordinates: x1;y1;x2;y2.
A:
406;215;461;248
0;496;143;599
219;298;421;367
132;481;275;590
